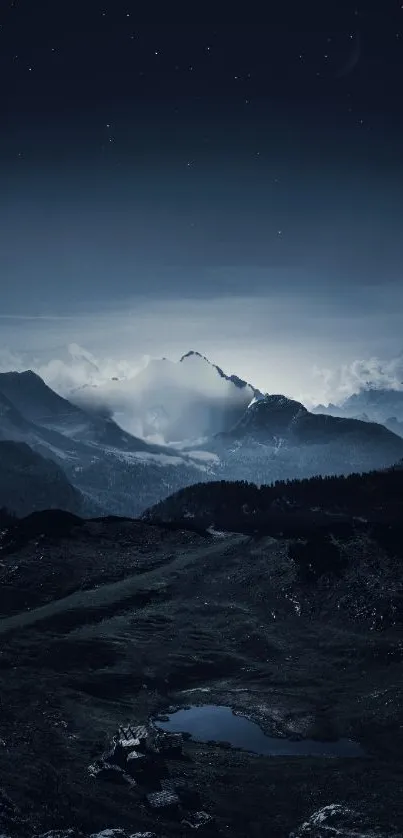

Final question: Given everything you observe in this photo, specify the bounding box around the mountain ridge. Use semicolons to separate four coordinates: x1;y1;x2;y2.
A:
2;362;403;518
0;439;85;517
145;465;403;534
314;386;403;438
0;371;204;517
179;350;263;396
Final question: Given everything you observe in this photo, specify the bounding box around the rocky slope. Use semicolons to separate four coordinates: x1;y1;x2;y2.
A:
0;440;84;517
0;372;203;517
0;480;402;836
0;370;198;454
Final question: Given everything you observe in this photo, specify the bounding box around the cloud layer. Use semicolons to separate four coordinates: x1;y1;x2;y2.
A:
2;334;403;422
313;353;403;405
0;343;146;393
1;291;402;411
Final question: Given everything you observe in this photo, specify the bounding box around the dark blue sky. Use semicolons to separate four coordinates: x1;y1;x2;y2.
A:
1;8;403;400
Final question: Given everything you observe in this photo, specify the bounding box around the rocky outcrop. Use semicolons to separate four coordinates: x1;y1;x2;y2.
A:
89;725;213;831
291;803;402;838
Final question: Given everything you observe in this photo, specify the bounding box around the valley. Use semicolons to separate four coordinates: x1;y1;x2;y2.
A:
0;357;402;836
0;491;401;837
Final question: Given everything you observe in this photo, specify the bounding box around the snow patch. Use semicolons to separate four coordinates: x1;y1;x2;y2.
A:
187;450;220;463
101;448;187;467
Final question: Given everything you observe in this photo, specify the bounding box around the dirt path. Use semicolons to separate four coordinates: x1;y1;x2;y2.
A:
0;533;247;635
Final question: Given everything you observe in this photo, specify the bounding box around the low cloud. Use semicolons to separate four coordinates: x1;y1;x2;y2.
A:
312;352;403;405
1;295;403;412
2;342;403;414
0;343;147;396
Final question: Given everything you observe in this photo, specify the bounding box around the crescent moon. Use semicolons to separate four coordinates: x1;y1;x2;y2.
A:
334;33;361;79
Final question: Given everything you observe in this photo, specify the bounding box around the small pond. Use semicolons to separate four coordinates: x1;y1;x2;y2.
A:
154;705;365;758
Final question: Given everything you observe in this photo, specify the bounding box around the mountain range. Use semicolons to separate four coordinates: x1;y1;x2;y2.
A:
2;356;403;517
314;385;403;437
0;370;203;517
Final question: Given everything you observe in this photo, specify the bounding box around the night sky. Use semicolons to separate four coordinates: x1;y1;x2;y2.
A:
1;5;403;403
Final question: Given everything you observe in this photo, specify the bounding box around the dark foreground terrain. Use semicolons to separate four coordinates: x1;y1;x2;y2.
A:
0;506;402;837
